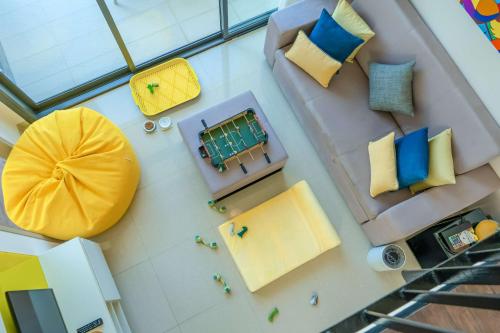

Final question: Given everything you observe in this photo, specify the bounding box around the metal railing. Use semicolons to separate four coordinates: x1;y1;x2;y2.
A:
323;231;500;333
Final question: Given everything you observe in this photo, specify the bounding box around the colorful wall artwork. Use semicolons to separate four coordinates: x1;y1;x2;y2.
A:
460;0;500;52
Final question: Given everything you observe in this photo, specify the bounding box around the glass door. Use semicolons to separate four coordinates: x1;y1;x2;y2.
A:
0;0;277;114
104;0;221;65
0;0;127;102
228;0;279;27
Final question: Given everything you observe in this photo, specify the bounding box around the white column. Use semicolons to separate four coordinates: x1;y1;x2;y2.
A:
0;230;58;255
0;101;23;146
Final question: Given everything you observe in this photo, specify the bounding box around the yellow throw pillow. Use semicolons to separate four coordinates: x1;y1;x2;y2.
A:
368;132;399;197
285;30;342;88
410;129;456;194
332;0;375;63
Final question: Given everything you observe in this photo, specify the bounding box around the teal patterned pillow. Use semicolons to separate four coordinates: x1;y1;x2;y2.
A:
369;61;415;116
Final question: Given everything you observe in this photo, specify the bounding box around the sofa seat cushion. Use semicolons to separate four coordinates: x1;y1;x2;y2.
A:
352;0;500;175
274;49;400;156
362;164;500;245
274;48;332;105
338;142;412;220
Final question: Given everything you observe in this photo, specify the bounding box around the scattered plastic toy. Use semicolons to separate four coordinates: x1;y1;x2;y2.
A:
237;226;248;238
207;199;226;214
229;223;235;236
268;307;279;323
310;292;319;306
147;82;159;94
213;273;231;294
195;235;218;250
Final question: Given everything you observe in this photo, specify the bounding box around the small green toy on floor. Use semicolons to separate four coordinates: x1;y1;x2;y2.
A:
268;307;279;322
213;273;231;294
208;199;226;213
195;235;217;250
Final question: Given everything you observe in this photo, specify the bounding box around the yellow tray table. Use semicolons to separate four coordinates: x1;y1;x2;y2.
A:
129;58;201;116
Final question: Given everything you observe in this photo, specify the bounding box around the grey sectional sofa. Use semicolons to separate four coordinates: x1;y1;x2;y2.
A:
264;0;500;245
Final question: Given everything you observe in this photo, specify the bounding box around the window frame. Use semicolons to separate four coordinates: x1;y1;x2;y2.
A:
0;0;276;120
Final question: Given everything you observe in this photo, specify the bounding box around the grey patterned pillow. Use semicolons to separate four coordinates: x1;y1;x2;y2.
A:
369;61;415;116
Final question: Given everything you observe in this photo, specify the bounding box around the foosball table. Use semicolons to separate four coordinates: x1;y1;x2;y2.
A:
198;108;271;174
178;91;288;199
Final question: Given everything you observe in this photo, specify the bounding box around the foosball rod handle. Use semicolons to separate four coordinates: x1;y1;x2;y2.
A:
201;119;208;129
264;153;271;164
240;163;248;174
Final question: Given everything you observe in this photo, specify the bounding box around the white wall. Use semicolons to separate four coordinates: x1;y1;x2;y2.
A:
0;101;23;146
410;0;500;211
410;0;500;125
0;230;57;255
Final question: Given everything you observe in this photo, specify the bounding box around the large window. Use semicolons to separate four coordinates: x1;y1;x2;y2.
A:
228;0;279;27
0;1;126;102
0;0;277;113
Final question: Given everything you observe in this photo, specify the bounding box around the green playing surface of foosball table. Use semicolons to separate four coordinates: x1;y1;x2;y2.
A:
198;109;270;173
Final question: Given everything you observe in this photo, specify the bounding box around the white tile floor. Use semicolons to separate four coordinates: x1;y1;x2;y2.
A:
85;28;420;333
0;0;278;102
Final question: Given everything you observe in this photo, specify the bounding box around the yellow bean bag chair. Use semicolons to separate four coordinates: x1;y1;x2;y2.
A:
1;107;140;240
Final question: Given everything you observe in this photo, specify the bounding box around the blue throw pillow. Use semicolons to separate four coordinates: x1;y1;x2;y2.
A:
395;128;429;188
309;9;364;63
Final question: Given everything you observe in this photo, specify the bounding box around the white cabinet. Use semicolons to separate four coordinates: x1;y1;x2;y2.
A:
39;238;131;333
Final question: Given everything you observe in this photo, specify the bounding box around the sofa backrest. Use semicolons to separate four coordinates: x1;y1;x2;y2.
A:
264;0;335;66
352;0;500;175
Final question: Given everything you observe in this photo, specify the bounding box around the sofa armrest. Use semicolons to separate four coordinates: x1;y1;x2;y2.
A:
263;0;335;66
361;164;500;246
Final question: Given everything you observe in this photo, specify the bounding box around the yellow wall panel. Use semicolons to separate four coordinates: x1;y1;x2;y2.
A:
0;252;47;333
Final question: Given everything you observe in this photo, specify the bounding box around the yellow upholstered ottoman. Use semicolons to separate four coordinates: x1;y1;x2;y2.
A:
1;107;140;240
218;181;340;292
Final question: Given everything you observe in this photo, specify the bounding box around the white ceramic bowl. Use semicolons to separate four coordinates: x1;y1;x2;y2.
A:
158;116;173;130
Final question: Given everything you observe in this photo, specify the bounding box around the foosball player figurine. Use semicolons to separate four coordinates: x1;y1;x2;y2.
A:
195;235;218;250
213;273;231;294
